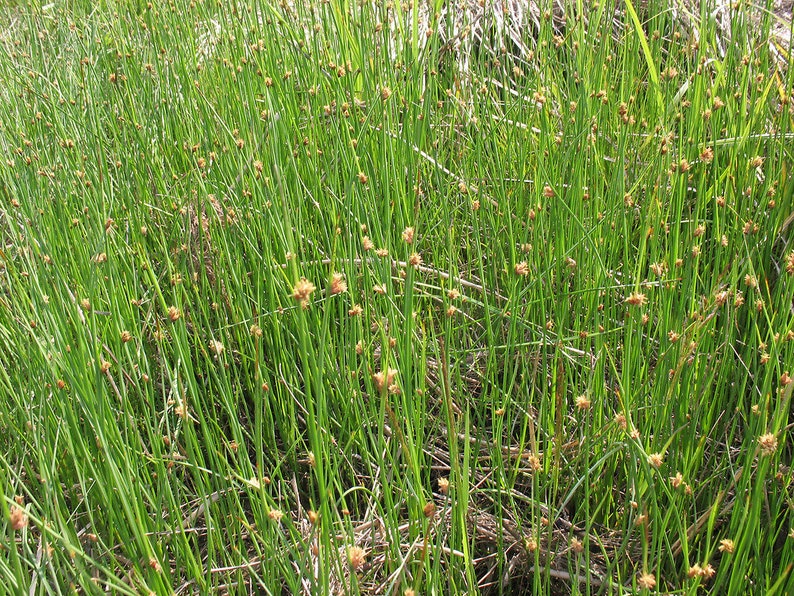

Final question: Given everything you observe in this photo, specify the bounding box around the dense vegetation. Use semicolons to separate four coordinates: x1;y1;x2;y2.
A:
1;0;793;593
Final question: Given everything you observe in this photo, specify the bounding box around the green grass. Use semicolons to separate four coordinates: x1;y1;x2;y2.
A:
0;0;793;593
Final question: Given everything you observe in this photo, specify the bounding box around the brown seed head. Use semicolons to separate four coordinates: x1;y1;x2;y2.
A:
782;251;794;275
625;292;647;306
329;273;347;295
348;545;367;571
687;564;703;579
570;537;584;553
637;571;656;590
372;368;397;392
514;261;530;276
423;501;436;519
647;452;664;468
758;432;778;456
718;539;735;553
292;278;316;308
9;505;28;531
526;537;538;552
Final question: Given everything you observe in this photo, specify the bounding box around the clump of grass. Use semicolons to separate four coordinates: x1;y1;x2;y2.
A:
0;0;792;594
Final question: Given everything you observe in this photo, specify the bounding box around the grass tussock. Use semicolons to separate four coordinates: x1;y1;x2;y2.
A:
0;0;793;594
